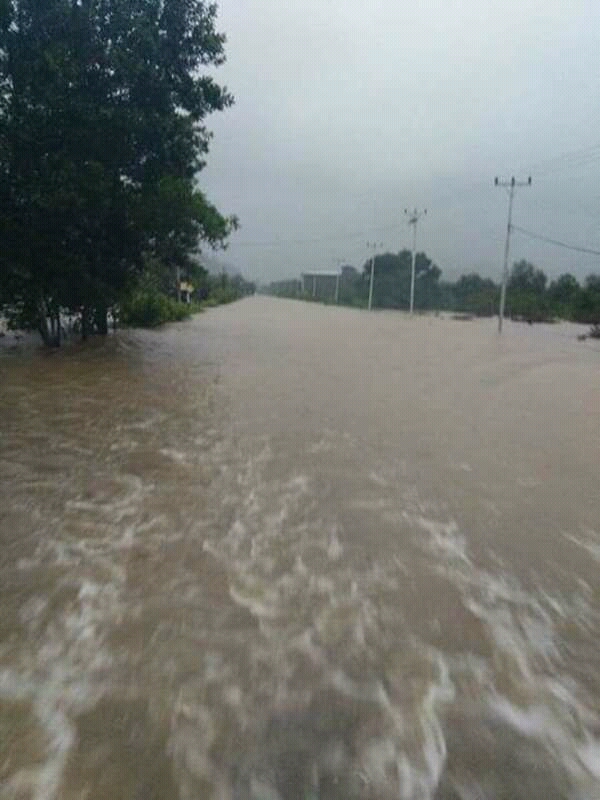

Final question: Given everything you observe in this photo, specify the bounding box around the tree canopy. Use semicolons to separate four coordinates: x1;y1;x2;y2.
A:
0;0;236;343
267;255;600;327
361;249;442;310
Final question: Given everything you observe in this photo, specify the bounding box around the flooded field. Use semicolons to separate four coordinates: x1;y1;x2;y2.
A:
1;297;599;799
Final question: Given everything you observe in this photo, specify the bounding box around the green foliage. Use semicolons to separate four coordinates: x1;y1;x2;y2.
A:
508;260;547;295
118;265;253;327
448;273;499;316
547;273;580;319
120;287;194;327
203;286;237;305
265;255;600;328
571;275;600;324
203;272;254;305
505;260;552;321
358;250;442;310
0;0;236;344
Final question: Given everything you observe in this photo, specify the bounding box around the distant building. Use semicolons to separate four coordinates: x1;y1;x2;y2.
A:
301;270;340;302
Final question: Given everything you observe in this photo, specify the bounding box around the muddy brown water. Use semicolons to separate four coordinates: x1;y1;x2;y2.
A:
0;297;599;799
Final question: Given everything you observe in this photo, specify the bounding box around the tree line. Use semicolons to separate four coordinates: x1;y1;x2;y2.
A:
267;252;600;325
0;0;241;346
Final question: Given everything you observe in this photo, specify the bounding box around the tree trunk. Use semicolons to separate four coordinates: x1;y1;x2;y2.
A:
95;305;108;335
81;306;89;340
37;302;60;347
53;312;61;346
37;315;52;347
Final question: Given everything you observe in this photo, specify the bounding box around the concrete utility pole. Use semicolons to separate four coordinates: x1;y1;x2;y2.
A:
495;175;531;333
366;242;382;311
332;257;343;304
405;208;427;314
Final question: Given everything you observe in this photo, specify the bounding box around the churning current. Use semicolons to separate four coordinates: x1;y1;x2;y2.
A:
1;296;599;800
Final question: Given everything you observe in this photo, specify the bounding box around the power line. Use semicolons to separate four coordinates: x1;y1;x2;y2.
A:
512;225;600;256
523;143;600;177
230;222;407;249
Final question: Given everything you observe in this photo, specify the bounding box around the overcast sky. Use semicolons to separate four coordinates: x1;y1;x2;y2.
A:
199;0;600;285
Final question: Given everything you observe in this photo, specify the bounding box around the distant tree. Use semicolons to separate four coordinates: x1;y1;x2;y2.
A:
338;267;367;307
508;260;548;295
507;260;550;321
584;274;600;294
548;273;580;303
0;0;236;344
572;273;600;324
229;273;256;296
361;250;441;310
546;273;580;318
452;273;499;316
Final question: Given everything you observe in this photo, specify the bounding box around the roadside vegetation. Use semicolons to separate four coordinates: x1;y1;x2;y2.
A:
267;252;600;328
119;271;255;328
0;0;244;346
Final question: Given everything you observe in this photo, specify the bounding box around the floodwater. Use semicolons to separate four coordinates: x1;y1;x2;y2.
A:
1;297;599;800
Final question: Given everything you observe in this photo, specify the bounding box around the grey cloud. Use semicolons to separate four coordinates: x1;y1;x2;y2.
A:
200;0;600;284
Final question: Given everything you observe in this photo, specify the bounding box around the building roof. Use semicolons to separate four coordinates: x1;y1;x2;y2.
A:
301;270;340;277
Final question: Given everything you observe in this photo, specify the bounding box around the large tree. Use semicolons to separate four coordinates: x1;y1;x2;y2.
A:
572;274;600;324
508;260;547;295
362;249;441;310
451;272;499;316
506;260;550;321
0;0;236;344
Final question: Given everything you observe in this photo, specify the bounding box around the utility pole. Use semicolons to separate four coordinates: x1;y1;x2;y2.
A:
495;175;531;333
366;242;382;311
405;209;427;314
332;257;343;304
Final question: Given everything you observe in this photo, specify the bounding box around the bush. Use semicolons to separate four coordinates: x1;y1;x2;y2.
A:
120;288;199;327
207;285;239;305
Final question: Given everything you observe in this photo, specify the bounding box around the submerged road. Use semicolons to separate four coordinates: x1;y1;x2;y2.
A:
1;296;599;799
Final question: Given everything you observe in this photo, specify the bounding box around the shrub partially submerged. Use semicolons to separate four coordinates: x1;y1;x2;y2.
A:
119;288;200;328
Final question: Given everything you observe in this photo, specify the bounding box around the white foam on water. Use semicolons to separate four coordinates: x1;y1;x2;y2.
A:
413;513;600;797
308;437;333;454
0;575;116;799
577;738;600;779
326;526;343;561
369;469;390;487
489;692;600;795
489;695;553;737
386;651;455;800
228;578;281;620
564;530;600;563
198;460;458;799
194;429;599;800
0;465;157;797
117;412;167;431
64;473;151;525
409;514;471;564
0;670;75;800
159;447;191;464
